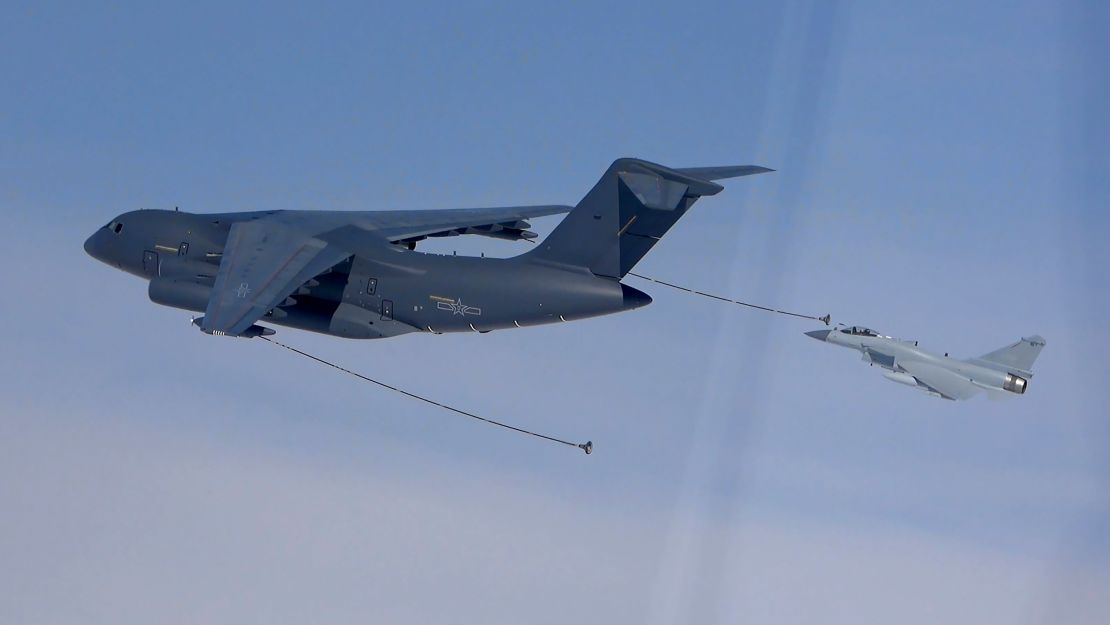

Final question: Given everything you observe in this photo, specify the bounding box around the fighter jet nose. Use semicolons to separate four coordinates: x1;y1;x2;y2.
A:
805;329;832;342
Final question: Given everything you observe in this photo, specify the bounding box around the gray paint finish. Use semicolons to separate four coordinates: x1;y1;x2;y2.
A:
806;326;1046;400
84;158;769;340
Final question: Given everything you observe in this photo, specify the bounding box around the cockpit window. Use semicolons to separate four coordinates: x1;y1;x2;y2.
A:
843;326;879;337
107;221;124;234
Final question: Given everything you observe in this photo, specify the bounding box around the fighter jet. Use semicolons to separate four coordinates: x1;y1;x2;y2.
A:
805;326;1045;400
84;158;771;339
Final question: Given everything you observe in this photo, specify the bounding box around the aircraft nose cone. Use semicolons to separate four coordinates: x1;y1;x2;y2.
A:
805;329;832;342
84;231;99;257
84;228;110;263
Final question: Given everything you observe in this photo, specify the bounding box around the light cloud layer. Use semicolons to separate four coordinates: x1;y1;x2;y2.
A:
2;407;1107;625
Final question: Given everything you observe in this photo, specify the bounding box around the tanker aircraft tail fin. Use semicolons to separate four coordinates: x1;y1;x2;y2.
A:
526;158;772;279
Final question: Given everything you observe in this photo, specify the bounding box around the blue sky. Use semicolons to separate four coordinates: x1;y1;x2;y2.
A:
1;1;1107;623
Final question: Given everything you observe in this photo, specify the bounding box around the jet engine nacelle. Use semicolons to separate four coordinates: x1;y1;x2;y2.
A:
1002;373;1028;394
148;276;211;313
154;255;218;280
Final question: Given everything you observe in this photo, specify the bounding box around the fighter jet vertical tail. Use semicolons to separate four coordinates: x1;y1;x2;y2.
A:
972;335;1046;375
526;158;772;279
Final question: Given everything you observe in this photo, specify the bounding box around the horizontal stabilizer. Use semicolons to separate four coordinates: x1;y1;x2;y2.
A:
675;165;775;181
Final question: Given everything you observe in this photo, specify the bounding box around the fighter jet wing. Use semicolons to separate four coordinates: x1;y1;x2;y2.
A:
374;205;573;244
201;219;351;336
898;360;980;401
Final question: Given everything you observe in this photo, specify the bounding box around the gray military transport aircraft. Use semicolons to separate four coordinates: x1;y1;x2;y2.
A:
84;158;771;339
805;326;1046;400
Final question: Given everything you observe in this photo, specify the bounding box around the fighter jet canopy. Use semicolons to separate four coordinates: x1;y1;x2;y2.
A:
842;326;879;337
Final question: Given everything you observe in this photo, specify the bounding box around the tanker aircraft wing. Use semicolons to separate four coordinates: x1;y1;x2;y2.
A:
374;205;572;246
200;219;352;337
199;205;572;336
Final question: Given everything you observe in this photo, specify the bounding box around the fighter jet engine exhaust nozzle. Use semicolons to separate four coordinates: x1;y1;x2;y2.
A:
1002;373;1028;394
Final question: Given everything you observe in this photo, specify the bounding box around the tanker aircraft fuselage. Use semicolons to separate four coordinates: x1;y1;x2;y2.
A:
84;159;771;340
